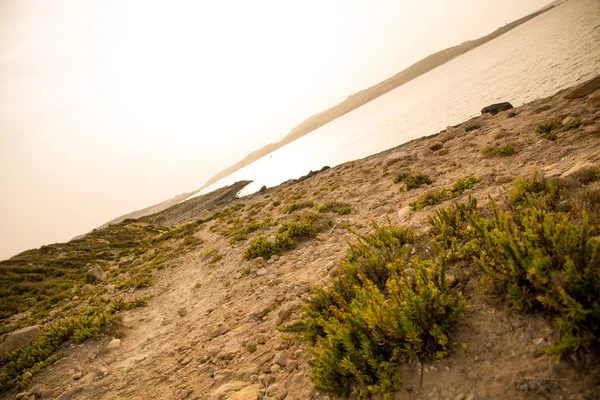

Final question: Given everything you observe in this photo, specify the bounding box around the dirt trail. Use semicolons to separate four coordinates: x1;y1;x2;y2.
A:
4;84;600;400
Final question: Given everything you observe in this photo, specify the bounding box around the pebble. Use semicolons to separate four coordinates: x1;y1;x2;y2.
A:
72;372;83;380
22;372;32;380
256;268;268;276
106;339;121;350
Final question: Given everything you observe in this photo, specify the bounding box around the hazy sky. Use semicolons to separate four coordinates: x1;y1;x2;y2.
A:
0;0;552;260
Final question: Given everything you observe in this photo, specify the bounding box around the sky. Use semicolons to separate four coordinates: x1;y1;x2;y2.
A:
0;0;552;260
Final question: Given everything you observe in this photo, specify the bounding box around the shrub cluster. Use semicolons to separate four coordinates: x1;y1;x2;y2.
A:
243;214;321;260
316;202;352;215
536;120;559;140
409;177;480;211
394;172;433;190
429;172;600;357
482;144;516;158
281;224;465;398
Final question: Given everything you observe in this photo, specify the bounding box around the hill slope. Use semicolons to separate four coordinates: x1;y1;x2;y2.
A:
1;79;599;399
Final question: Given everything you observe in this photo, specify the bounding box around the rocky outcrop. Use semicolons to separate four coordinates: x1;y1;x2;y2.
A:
588;89;600;108
87;266;105;281
564;74;600;99
481;102;513;115
0;326;41;360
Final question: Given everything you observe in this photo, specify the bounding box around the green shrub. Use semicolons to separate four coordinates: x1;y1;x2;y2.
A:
482;144;516;158
114;275;153;290
409;188;448;211
281;224;464;398
243;237;279;260
403;173;433;190
316;202;352;215
562;119;582;131
429;196;482;261
450;177;480;196
284;201;315;214
472;207;600;356
536;120;559;140
509;172;563;210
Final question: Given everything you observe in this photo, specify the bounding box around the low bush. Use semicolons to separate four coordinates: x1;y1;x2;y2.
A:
316;202;352;215
409;188;448;211
284;201;315;214
562;119;582;131
509;172;563;210
482;144;516;158
281;224;464;398
536;120;559;140
403;173;433;190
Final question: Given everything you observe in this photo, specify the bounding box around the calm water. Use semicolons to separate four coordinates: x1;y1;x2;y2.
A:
192;0;600;199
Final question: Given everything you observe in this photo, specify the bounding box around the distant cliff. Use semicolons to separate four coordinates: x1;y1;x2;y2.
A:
201;6;554;189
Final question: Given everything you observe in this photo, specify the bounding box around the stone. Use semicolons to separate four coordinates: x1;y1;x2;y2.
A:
274;350;291;367
246;342;257;353
211;381;250;400
562;116;577;126
267;236;277;245
178;388;192;399
447;274;458;287
588;89;600;108
455;393;466;400
22;371;32;380
383;151;410;168
253;257;266;266
481;102;513;115
270;364;281;373
561;162;598;179
80;284;94;295
72;372;83;380
285;360;298;372
227;384;262;400
16;393;28;399
177;307;188;317
87;266;106;281
106;338;121;350
210;326;229;338
256;334;267;345
131;257;144;267
564;74;600;99
0;325;41;361
397;206;411;220
271;255;280;262
256;268;268;276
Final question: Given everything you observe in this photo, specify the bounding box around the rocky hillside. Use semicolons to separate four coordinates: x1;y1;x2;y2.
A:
1;78;600;400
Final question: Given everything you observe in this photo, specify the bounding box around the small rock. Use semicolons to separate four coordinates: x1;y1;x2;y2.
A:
285;360;298;372
72;372;83;380
181;357;192;365
22;371;32;380
256;334;267;345
253;257;266;266
131;257;144;267
397;206;411;220
455;393;465;400
562;116;577;126
210;326;229;338
271;255;280;262
256;268;268;277
87;266;106;281
80;284;94;296
16;393;28;399
178;307;188;317
178;388;191;399
274;350;291;367
270;364;281;373
246;343;257;353
106;339;121;350
467;371;478;380
447;274;458;287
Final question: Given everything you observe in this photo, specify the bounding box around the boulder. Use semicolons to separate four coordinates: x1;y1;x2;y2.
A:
87;266;106;281
561;162;598;178
564;75;600;99
211;381;250;400
587;89;600;108
80;284;94;295
131;257;144;267
0;325;41;360
481;102;513;115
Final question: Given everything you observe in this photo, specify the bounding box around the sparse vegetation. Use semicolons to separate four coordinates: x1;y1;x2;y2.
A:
114;275;154;290
429;142;444;152
394;172;433;190
570;166;600;185
281;224;464;398
562;119;582;131
409;188;448;211
536;120;559;140
482;144;516;157
284;201;315;214
316;202;352;215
